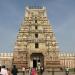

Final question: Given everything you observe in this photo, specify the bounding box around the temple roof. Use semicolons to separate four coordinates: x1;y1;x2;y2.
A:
29;6;43;9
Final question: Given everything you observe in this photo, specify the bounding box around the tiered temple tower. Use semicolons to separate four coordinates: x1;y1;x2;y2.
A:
13;6;61;70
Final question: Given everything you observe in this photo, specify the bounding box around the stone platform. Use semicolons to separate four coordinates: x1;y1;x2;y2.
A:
17;71;75;75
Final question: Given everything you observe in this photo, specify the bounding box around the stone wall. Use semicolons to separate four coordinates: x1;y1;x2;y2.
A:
0;52;75;68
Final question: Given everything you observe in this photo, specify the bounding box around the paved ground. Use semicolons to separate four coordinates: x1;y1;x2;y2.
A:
18;71;75;75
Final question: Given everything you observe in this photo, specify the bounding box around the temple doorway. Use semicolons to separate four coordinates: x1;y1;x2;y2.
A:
30;53;44;68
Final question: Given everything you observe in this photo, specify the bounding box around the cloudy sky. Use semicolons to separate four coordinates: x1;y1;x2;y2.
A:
0;0;75;53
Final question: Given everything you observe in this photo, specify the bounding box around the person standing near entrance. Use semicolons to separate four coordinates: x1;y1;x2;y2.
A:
0;65;2;75
40;66;44;75
22;67;25;75
31;68;37;75
65;67;69;75
11;65;18;75
0;65;8;75
29;67;31;75
7;68;11;75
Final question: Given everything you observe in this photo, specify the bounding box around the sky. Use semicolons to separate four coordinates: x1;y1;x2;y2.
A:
0;0;75;53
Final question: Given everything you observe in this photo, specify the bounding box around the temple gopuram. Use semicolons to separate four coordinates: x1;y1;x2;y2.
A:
12;6;62;71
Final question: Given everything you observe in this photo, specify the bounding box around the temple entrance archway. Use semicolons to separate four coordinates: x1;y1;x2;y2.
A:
30;53;44;68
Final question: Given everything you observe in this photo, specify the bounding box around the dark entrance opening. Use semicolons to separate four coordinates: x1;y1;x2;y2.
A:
33;59;37;68
30;53;44;68
38;59;40;62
